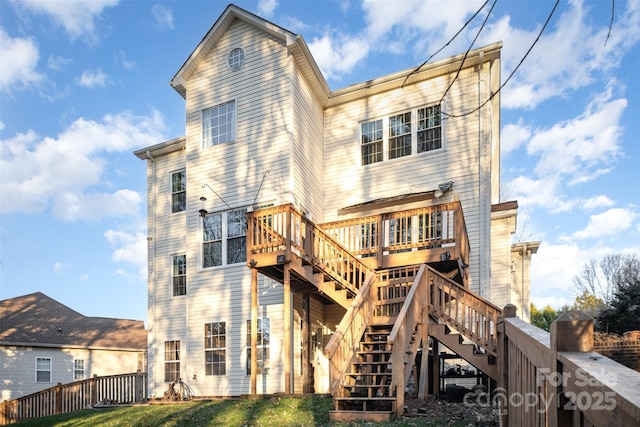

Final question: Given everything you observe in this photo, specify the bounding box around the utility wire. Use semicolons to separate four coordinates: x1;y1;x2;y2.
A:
605;0;614;47
401;0;490;88
442;0;560;119
438;0;497;106
201;183;234;211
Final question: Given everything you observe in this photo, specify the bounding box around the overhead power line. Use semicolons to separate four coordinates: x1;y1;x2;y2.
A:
401;0;490;88
442;0;560;119
438;0;497;106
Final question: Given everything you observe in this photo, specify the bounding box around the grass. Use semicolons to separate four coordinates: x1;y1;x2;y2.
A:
10;396;472;427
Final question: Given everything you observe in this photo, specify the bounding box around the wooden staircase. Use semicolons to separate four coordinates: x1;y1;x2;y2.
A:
246;204;501;421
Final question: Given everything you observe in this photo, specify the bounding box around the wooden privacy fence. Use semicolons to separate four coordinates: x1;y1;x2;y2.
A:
498;306;640;426
0;372;147;425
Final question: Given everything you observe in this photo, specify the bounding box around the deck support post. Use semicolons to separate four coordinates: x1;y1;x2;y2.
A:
417;315;429;399
301;293;311;393
251;266;258;395
284;264;292;393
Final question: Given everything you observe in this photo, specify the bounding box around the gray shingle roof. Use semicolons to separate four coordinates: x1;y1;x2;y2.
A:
0;292;147;350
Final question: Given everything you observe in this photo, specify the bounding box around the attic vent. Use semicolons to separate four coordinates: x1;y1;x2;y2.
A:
228;48;245;70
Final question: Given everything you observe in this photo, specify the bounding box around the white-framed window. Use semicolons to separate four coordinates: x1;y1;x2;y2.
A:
204;322;226;376
171;170;186;213
202;207;247;268
246;318;270;375
172;254;186;296
388;112;412;159
202;100;236;148
74;359;85;380
359;103;443;166
417;105;442;152
227;47;245;70
36;357;51;383
360;119;383;165
164;340;180;382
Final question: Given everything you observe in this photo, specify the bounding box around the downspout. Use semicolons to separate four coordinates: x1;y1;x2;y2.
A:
478;51;490;298
146;150;157;394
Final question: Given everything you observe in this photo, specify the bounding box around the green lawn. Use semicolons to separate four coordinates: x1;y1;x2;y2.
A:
10;396;469;427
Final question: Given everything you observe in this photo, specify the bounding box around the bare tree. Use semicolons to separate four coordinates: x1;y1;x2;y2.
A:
573;253;640;306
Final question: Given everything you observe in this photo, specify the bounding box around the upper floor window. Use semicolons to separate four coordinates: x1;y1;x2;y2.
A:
203;100;236;148
172;254;186;296
388;112;412;159
228;48;245;70
74;359;85;380
203;207;247;268
417;105;442;152
171;170;186;213
205;322;226;375
361;119;383;165
36;357;51;383
164;340;180;382
360;103;442;166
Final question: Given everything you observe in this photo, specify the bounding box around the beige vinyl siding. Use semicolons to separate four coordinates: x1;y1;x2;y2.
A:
323;65;495;294
291;64;324;221
184;20;293;213
0;346;142;400
490;213;516;310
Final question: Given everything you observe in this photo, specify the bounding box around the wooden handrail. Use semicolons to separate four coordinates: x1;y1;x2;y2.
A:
247;204;372;295
427;265;501;354
324;273;377;395
0;372;146;425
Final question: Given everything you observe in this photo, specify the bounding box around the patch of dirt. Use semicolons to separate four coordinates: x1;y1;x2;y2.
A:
402;395;499;426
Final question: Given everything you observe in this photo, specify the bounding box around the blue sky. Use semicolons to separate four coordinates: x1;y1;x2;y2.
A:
1;0;639;323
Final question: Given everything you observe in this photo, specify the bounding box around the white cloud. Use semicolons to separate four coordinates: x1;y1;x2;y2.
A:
487;0;640;109
258;0;278;17
501;119;531;154
572;208;637;240
47;55;72;71
14;0;118;42
528;90;625;180
582;195;615;210
529;241;614;308
308;32;370;81
53;261;70;273
77;69;109;88
116;51;135;70
0;110;167;220
105;230;147;281
151;4;174;31
0;27;44;91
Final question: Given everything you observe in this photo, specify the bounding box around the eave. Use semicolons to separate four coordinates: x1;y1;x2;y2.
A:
134;135;186;160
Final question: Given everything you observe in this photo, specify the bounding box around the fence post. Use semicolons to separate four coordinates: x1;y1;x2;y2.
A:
55;383;62;415
549;311;593;426
91;374;98;405
498;304;516;426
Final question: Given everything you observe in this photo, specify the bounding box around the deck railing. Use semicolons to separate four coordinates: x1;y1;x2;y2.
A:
498;308;640;426
320;202;469;269
0;372;147;425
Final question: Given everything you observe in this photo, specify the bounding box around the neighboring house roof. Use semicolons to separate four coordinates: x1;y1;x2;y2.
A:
0;292;147;350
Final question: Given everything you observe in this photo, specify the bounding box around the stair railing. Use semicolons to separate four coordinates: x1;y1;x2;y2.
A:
324;272;377;396
387;265;430;415
247;204;371;295
428;265;502;355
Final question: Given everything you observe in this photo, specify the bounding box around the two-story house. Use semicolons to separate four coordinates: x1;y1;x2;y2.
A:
0;292;147;401
135;4;537;417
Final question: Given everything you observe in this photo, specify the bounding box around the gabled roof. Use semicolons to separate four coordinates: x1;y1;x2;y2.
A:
170;4;329;102
169;5;501;110
0;292;147;350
